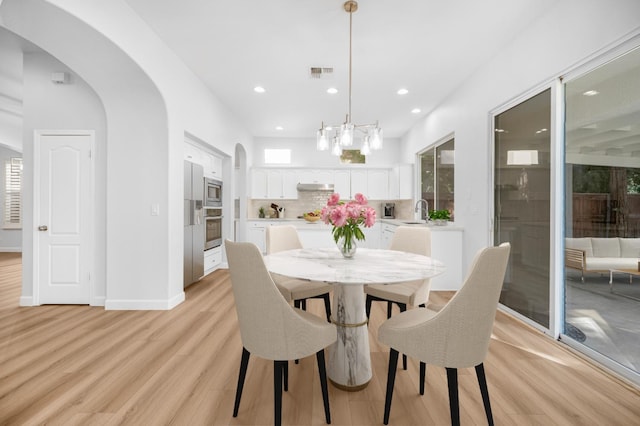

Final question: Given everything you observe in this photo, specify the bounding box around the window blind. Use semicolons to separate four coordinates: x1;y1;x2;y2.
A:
4;157;22;228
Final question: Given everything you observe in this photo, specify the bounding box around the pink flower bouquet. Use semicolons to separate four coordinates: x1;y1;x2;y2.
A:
321;193;376;254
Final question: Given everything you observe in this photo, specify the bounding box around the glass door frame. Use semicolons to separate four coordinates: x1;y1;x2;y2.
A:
489;81;562;338
557;35;640;386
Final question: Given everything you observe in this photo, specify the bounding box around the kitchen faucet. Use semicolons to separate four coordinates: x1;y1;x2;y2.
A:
414;199;429;221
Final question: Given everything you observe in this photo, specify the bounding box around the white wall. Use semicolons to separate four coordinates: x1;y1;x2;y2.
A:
1;0;253;309
0;144;21;251
253;136;401;167
402;0;640;275
21;51;107;302
0;28;22;152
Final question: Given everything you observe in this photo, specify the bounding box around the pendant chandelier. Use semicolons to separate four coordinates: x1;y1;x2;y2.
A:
316;1;383;156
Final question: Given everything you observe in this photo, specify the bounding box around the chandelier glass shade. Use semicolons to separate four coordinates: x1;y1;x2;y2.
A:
316;1;383;156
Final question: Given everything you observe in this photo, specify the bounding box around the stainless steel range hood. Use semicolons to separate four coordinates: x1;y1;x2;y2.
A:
296;183;335;192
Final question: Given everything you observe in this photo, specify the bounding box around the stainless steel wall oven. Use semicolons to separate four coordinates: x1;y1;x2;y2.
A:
204;208;222;250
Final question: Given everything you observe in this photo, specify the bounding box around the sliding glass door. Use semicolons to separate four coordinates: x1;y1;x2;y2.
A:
564;46;640;377
494;89;551;328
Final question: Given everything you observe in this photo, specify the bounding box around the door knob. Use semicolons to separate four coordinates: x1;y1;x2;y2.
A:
38;225;48;231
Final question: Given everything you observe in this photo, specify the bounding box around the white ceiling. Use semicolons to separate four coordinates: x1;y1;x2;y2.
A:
123;0;559;139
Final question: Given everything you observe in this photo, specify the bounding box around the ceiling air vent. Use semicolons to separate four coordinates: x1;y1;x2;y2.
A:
310;67;334;79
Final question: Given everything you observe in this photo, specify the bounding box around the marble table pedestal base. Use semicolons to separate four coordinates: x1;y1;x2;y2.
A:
327;284;372;390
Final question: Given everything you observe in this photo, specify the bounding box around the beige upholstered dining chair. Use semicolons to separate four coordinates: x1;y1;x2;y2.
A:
365;225;431;369
266;225;333;322
378;242;511;426
225;239;337;426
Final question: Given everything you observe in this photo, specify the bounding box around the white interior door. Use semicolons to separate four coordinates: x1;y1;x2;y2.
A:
35;131;93;304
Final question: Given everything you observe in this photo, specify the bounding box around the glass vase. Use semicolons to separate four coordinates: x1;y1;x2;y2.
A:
337;235;357;259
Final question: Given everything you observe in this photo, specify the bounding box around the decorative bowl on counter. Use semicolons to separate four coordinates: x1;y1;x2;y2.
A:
303;211;322;223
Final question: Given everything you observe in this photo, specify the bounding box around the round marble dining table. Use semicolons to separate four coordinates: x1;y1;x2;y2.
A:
263;247;445;391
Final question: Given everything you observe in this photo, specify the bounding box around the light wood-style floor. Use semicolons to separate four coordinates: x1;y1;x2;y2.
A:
1;253;640;425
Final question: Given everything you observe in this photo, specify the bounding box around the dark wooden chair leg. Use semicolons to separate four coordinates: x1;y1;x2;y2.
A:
322;293;331;322
446;367;460;426
274;360;286;426
419;362;426;395
365;294;373;319
383;349;399;425
316;349;331;424
475;363;494;426
283;361;288;392
399;303;407;370
294;299;301;309
233;347;250;417
301;299;307;310
386;301;393;319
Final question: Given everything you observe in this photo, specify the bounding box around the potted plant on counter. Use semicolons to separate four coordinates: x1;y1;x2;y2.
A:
429;209;450;226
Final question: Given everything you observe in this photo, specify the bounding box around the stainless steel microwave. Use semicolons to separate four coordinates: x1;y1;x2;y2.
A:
204;178;222;207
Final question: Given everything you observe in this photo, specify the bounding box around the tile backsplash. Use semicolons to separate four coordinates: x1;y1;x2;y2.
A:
248;191;413;220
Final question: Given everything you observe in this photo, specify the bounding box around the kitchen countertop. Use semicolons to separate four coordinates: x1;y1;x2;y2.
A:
380;219;463;231
243;217;462;231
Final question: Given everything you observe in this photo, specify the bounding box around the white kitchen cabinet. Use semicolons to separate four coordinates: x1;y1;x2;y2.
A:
282;169;298;199
204;246;222;274
297;227;335;248
298;169;333;184
333;169;350;198
204;153;223;179
246;222;267;253
367;169;389;200
184;143;200;163
381;223;396;249
266;170;284;198
250;168;298;199
251;169;268;198
349;169;367;198
389;164;413;200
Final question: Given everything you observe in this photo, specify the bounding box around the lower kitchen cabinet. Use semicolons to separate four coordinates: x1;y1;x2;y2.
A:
204;246;222;275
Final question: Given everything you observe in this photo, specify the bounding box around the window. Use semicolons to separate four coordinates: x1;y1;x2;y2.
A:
4;157;22;229
264;149;291;164
418;137;455;220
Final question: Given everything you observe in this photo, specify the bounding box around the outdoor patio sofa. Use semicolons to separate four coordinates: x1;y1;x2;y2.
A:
565;237;640;282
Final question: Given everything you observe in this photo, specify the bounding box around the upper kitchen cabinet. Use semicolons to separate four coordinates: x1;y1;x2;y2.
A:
332;168;389;200
250;168;298;199
184;140;224;181
367;169;389;200
204;153;223;180
184;142;203;164
333;169;350;198
298;169;333;185
389;164;413;200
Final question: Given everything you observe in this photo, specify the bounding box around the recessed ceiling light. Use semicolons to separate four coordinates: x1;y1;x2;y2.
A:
411;108;421;114
275;126;284;131
327;87;338;94
582;90;599;96
254;86;266;93
397;88;409;95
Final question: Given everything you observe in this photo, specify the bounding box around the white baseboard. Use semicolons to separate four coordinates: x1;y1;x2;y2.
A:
0;247;22;252
105;292;185;310
90;297;106;307
19;296;34;306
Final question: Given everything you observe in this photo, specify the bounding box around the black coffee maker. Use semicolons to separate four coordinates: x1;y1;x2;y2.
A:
383;203;395;219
